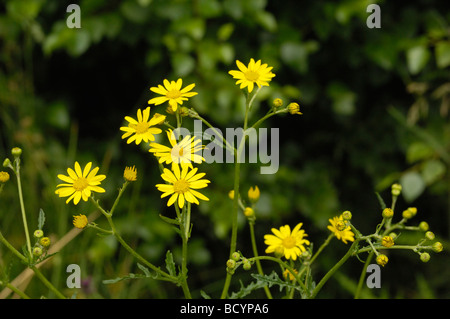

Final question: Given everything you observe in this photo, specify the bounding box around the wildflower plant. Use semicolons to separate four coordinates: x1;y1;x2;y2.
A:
0;59;444;299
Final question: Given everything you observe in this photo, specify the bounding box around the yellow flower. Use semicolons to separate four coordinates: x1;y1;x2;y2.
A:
55;162;106;205
156;164;210;208
248;186;260;203
327;215;355;244
73;214;89;229
376;254;389;267
123;166;137;182
283;268;298;281
228;58;275;93
381;236;394;248
40;237;51;247
120;107;165;145
287;102;302;115
148;78;198;112
0;171;10;183
149;129;204;170
264;223;310;261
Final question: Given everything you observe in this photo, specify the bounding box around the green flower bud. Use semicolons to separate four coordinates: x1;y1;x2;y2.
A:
342;211;352;221
33;230;44;238
242;258;251;271
419;221;429;231
391;183;402;196
11;147;22;157
40;237;51;248
420;252;430;263
432;242;443;253
2;158;12;168
231;252;241;262
425;231;435;241
226;259;236;269
33;246;43;257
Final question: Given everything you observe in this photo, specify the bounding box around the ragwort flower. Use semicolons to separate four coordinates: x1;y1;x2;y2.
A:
55;162;106;205
120;107;165;145
148;78;197;112
149;129;204;169
328;215;355;244
228;58;276;93
264;223;310;260
156;164;210;208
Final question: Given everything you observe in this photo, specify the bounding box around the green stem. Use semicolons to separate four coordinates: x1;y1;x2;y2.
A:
179;203;192;299
30;265;66;299
14;160;32;259
0;230;28;264
0;281;30;299
354;251;374;299
249;221;272;299
310;240;360;299
89;197;176;283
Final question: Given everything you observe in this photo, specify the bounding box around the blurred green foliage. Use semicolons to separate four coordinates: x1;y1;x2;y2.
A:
0;0;449;298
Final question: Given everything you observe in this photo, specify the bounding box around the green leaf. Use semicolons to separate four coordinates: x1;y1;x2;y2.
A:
38;208;45;230
435;41;450;69
159;214;180;226
406;142;434;163
251;271;301;293
375;192;387;210
407;45;430;75
421;159;446;185
400;171;426;202
165;250;177;277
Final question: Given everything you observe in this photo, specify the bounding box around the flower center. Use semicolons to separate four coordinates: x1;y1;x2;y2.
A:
133;122;149;134
245;70;259;81
173;179;189;194
282;236;296;249
73;177;88;191
166;89;181;100
336;220;347;231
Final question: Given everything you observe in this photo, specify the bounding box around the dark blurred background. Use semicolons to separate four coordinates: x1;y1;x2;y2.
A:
0;0;449;298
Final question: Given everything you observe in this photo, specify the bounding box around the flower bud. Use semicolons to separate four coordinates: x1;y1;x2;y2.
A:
33;230;44;238
342;211;352;221
248;186;260;203
376;254;389;267
244;207;254;218
391;183;402;196
273;98;283;108
33;247;43;257
179;107;190;117
425;231;435;241
382;208;394;219
287;102;302;115
228;190;234;200
432;242;443;253
226;259;236;269
381;236;395;248
11;147;22;157
231;252;241;261
388;232;398;240
242;259;251;271
274;246;284;259
420;252;430;263
123;165;137;182
0;171;10;183
40;237;51;248
402;209;413;219
2;158;12;168
419;221;429;231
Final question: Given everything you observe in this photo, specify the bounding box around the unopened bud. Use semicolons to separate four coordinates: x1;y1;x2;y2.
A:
382;208;394;219
391;183;402;196
419;221;429;231
11;147;22;157
33;230;44;238
342;211;352;221
432;242;443;253
425;231;435;241
420;252;430;263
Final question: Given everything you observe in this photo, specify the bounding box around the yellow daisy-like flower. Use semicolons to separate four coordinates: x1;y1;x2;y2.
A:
228;58;276;93
149;129;204;169
148;78;198;112
123;166;137;182
55;162;106;205
264;223;310;261
0;171;10;183
327;215;355;244
73;214;89;229
120;107;165;145
156;164;210;208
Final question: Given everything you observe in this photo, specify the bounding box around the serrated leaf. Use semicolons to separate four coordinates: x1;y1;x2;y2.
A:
38;209;45;230
102;273;147;285
251;271;301;293
229;279;268;299
137;263;151;277
165;250;177;277
375;192;386;210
